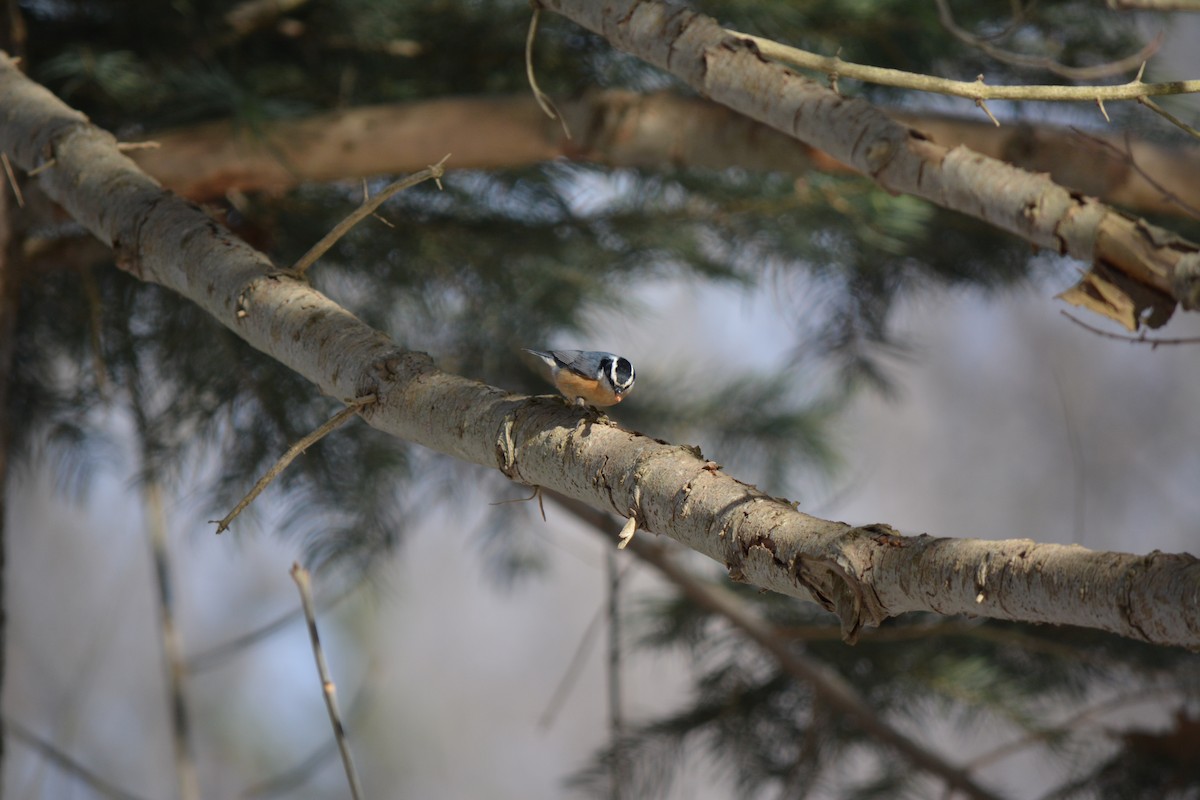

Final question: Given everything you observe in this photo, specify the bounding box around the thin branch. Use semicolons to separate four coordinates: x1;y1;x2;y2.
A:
539;559;635;731
551;495;1005;800
290;563;364;800
1060;310;1200;346
964;687;1180;772
606;548;625;800
539;603;607;728
1051;372;1086;546
212;394;376;533
291;157;449;276
186;581;359;673
1138;95;1200;141
1069;128;1200;220
489;485;547;522
2;151;23;207
526;4;572;138
934;0;1163;81
243;658;377;798
6;718;152;800
144;479;201;800
729;29;1200;102
128;359;202;800
115;140;161;153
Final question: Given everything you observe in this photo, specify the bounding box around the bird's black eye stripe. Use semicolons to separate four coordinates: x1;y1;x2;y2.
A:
611;357;635;391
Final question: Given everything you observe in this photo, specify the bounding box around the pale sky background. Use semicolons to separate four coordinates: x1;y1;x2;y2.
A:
6;12;1200;800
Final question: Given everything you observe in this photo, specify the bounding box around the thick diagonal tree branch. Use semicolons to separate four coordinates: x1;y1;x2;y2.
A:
542;0;1200;331
1;52;1197;648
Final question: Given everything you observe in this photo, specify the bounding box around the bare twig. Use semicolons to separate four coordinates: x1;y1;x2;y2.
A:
539;604;606;728
26;157;55;176
964;687;1179;772
1069;128;1200;220
187;582;360;673
212;394;376;533
1061;310;1200;346
292;157;449;276
2;151;23;207
290;563;364;800
244;654;378;798
976;95;1000;127
526;5;572;138
606;548;626;800
489;485;547;521
115;140;161;152
6;717;152;800
934;0;1163;81
143;478;202;800
730;29;1200;103
1138;96;1200;141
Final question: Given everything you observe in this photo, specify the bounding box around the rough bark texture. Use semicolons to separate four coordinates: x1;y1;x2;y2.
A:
1;52;1197;648
543;0;1200;330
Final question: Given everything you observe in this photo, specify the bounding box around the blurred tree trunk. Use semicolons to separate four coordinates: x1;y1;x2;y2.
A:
132;92;1200;220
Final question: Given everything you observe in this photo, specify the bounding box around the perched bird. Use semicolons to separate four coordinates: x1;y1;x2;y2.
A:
523;349;636;408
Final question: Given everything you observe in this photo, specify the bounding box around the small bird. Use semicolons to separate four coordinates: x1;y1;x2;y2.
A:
523;349;636;408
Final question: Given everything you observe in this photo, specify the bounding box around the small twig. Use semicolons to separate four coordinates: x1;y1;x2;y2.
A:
212;394;376;533
2;152;24;207
292;157;449;276
538;560;635;730
975;94;1000;127
6;717;151;800
489;485;547;521
146;480;201;800
187;581;360;672
26;157;55;176
1060;310;1200;346
964;687;1179;772
290;563;364;800
1068;128;1200;219
1138;96;1200;141
526;4;572;139
731;29;1200;103
116;140;161;152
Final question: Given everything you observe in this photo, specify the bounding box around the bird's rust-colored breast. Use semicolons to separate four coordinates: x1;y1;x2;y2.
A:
554;369;620;406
